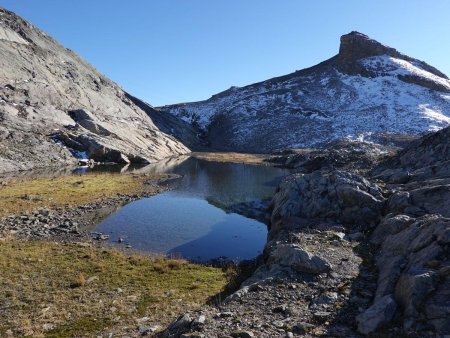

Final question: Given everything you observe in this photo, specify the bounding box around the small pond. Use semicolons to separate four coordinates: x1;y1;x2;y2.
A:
93;157;288;262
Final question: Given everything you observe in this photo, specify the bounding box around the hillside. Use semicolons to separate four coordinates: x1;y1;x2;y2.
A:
161;31;450;153
0;7;193;174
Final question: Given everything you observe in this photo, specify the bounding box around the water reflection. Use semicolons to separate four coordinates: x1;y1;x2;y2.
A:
94;157;288;261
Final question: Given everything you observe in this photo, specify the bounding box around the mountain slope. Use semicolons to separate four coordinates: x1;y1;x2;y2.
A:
161;32;450;153
0;7;191;173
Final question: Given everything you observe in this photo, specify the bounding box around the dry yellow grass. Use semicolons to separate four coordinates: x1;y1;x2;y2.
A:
191;152;273;165
0;173;163;217
0;240;227;337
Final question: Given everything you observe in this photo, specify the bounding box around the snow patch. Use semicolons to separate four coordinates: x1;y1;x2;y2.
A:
51;136;89;160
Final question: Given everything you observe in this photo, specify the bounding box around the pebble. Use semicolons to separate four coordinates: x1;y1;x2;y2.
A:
138;325;160;336
230;330;255;338
216;312;234;318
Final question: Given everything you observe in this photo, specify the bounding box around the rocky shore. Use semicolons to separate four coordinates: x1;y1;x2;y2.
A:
161;128;450;338
0;173;181;242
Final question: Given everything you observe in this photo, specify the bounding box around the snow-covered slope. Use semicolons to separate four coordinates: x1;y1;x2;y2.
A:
160;32;450;152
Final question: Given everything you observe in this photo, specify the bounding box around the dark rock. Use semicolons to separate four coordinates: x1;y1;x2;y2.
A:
292;322;315;335
346;231;364;241
166;313;192;336
370;214;414;245
230;330;255;338
356;295;397;334
395;268;438;318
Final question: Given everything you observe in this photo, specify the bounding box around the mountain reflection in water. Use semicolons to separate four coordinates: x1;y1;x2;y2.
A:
94;157;288;261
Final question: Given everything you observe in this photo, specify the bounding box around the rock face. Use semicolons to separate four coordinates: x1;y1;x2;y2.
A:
0;7;191;173
159;131;448;337
337;31;448;81
361;127;450;335
162;31;450;153
270;170;385;227
260;128;450;336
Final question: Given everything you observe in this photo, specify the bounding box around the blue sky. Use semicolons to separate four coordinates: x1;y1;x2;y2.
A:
1;0;449;106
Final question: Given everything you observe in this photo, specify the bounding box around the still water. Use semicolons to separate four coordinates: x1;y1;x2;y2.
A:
93;157;288;262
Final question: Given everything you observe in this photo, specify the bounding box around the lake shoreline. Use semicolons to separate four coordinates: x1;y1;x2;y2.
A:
0;161;234;337
0;172;182;242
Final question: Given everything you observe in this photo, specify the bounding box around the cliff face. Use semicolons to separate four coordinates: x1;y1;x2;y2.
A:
162;31;450;153
0;7;192;173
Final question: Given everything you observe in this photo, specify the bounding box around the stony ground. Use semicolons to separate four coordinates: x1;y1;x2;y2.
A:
162;228;379;338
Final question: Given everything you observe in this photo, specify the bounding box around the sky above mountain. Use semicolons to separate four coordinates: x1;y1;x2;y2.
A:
1;0;449;106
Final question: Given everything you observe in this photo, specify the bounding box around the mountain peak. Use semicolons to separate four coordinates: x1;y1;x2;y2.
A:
338;31;399;63
336;31;448;80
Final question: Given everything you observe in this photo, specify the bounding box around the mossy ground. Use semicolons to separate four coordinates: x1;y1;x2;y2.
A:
0;172;163;217
0;240;227;337
191;152;272;165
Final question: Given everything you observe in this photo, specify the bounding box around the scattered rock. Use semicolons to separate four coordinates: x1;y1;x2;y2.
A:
164;313;192;336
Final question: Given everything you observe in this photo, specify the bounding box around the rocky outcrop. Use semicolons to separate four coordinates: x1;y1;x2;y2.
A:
338;31;400;65
0;7;190;173
271;140;393;172
374;125;450;182
337;31;448;81
259;128;449;336
356;295;397;335
270;170;385;228
354;126;450;336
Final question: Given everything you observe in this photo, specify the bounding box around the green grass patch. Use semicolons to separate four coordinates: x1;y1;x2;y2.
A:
46;316;113;338
0;173;163;217
0;240;226;337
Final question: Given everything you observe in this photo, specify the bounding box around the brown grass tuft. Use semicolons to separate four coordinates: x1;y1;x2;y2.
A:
69;273;86;288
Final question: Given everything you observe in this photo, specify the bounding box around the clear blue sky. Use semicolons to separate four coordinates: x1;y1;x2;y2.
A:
1;0;449;106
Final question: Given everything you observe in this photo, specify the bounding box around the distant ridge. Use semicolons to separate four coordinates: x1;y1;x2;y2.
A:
161;31;450;153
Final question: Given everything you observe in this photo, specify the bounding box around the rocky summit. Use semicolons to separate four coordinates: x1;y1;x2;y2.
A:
161;31;450;153
0;7;193;174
